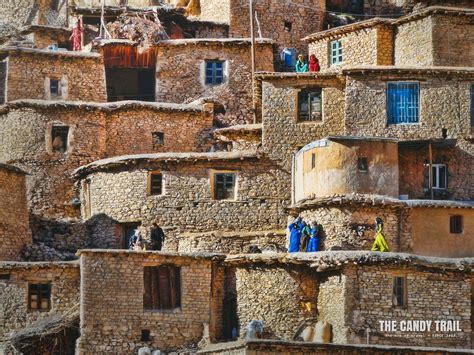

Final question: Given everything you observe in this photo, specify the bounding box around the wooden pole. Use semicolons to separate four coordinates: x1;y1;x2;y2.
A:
249;0;257;124
429;142;434;200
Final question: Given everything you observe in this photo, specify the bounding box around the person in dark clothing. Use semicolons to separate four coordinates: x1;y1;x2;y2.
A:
150;223;166;251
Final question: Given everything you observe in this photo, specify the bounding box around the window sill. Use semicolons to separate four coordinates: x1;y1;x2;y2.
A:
144;307;182;314
296;120;323;124
387;122;420;126
28;309;51;313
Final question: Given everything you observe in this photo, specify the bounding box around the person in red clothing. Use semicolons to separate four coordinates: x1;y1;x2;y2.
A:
70;16;83;51
309;54;320;72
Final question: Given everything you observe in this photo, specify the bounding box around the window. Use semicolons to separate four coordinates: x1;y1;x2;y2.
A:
205;60;224;85
392;277;406;307
311;153;316;169
330;40;343;65
152;132;164;149
143;266;181;310
0;273;10;280
141;329;151;341
470;84;474;127
28;283;51;311
298;89;322;122
358;157;368;172
284;21;292;32
149;172;163;196
387;82;419;124
214;172;236;200
50;79;60;96
425;163;447;190
450;215;463;234
51;126;69;153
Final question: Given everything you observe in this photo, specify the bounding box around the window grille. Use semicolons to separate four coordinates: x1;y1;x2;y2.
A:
387;82;419;124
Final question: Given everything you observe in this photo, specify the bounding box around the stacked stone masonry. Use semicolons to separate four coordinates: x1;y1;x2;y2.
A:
0;165;32;261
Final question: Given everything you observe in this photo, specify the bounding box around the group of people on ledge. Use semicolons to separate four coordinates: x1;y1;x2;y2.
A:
295;54;321;73
129;223;166;251
288;217;321;253
288;217;390;253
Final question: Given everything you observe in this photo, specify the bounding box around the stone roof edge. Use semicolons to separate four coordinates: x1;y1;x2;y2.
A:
326;135;398;143
154;38;274;47
72;150;261;178
0;260;79;270
288;194;474;211
0;100;208;114
199;338;474;354
20;25;71;34
393;6;474;25
0;47;101;59
302;18;394;42
76;249;226;260
0;162;28;175
342;65;474;76
214;124;262;134
255;71;342;81
224;251;474;273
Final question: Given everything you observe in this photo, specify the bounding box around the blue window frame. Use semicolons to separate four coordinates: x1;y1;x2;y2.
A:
205;60;224;85
330;40;343;65
387;82;419;124
470;84;474;127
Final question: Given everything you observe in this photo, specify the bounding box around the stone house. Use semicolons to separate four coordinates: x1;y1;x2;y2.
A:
0;163;32;261
76;250;226;354
0;261;80;339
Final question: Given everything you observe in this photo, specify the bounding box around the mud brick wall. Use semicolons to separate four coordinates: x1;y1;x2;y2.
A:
6;51;107;102
308;24;394;71
0;166;32;261
346;266;472;348
228;0;325;58
198;0;231;24
81;157;289;251
155;40;274;126
76;251;225;353
0;262;80;338
233;265;318;340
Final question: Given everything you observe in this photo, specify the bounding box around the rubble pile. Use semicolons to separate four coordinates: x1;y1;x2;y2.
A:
106;12;169;45
21;243;76;261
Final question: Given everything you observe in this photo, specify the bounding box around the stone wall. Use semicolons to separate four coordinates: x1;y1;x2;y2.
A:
394;16;434;66
233;265;318;340
6;50;107;102
0;261;80;338
260;77;346;170
344;74;473;142
80;157;289;251
0;165;32;261
0;102;213;220
347;265;472;348
308;24;394;72
29;29;72;50
155;40;274;126
228;0;325;60
409;207;474;258
364;0;412;15
297;204;409;252
77;250;225;353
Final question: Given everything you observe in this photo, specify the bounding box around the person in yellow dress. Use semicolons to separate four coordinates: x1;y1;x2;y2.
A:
371;217;390;252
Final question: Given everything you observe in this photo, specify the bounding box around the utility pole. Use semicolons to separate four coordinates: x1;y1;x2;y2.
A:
249;0;257;124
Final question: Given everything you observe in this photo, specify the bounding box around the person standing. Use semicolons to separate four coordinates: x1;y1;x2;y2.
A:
307;221;320;252
150;223;166;251
371;217;390;252
288;218;302;253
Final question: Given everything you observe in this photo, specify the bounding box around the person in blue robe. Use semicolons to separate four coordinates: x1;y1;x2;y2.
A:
288;218;302;253
307;221;320;252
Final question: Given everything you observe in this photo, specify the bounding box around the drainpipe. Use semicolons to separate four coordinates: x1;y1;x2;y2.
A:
429;142;434;200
